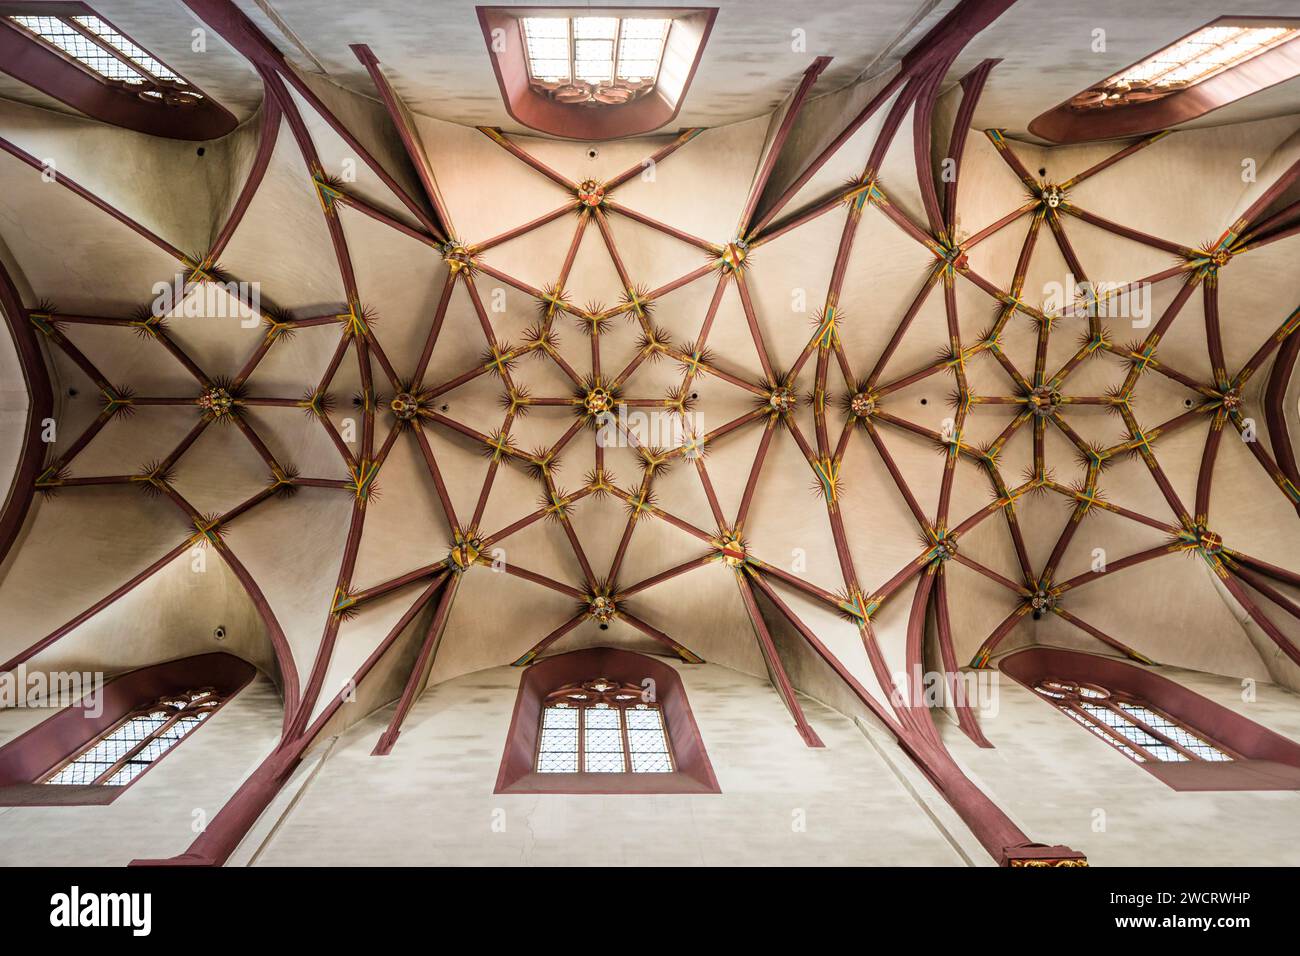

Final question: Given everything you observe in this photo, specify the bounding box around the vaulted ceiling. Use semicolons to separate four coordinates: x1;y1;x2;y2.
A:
1;0;1299;864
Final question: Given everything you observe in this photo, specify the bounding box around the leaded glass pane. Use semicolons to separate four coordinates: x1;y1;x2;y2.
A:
523;15;671;92
537;751;579;773
572;17;618;39
630;752;673;773
9;16;148;83
625;707;662;730
625;706;670;773
584;751;625;772
537;705;579;773
71;15;186;83
1079;702;1183;759
616;19;669;80
45;690;218;786
1119;704;1233;761
583;706;625;772
535;691;674;776
542;705;577;728
1063;707;1146;763
584;706;619;729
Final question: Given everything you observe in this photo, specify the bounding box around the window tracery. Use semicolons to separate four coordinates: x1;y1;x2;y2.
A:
536;677;673;774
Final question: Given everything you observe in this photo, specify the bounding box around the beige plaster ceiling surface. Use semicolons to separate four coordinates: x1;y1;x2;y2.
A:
0;2;1296;784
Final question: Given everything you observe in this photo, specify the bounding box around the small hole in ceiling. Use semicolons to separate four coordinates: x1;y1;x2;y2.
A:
67;387;78;397
587;147;598;160
599;623;609;630
441;404;449;412
1037;167;1046;176
1184;398;1194;408
920;398;928;406
196;147;205;157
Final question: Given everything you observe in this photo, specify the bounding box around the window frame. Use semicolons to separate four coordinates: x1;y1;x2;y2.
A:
495;645;718;794
1073;21;1299;110
536;677;676;774
1030;677;1240;765
0;2;238;140
43;687;224;787
1002;647;1300;791
1028;15;1300;144
477;5;717;142
518;15;672;105
6;10;204;105
0;653;255;806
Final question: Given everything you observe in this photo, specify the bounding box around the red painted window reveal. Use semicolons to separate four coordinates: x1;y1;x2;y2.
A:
1029;17;1300;144
1002;647;1300;791
0;652;254;806
0;3;237;140
477;6;717;141
496;646;719;794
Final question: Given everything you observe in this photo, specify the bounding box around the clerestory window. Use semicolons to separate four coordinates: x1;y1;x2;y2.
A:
1070;20;1299;111
6;11;204;106
44;688;222;786
536;677;674;773
521;15;671;105
1033;678;1237;764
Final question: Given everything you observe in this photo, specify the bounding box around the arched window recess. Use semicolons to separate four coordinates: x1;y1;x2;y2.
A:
1031;678;1236;765
495;646;719;794
0;653;254;805
1003;647;1300;791
0;4;238;139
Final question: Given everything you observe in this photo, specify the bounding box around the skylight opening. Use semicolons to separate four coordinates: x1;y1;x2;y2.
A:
521;15;671;105
7;12;202;103
1074;22;1299;110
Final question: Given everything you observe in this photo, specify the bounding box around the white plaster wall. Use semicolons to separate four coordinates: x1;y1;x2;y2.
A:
248;661;967;866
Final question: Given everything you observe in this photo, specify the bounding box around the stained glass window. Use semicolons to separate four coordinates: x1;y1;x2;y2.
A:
7;12;203;103
520;16;671;105
45;688;222;786
1032;678;1236;765
535;678;673;774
